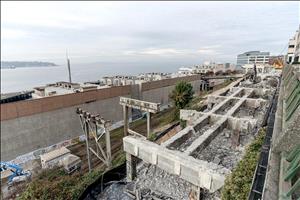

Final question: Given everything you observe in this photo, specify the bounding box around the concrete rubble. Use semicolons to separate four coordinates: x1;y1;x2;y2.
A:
122;76;278;199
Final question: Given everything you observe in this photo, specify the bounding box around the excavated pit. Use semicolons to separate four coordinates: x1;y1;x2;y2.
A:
167;117;217;152
233;101;267;124
191;127;254;170
214;99;239;115
248;90;271;100
234;89;247;97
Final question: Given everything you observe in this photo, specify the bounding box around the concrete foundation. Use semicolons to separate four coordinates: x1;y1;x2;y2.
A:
123;76;278;196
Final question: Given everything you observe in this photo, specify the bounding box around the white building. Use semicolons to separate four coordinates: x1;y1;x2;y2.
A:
287;26;300;64
178;67;194;76
32;81;101;98
237;51;270;67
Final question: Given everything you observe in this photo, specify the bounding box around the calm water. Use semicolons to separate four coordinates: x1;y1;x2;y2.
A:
1;62;182;93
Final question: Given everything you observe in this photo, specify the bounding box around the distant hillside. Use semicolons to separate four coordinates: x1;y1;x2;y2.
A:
1;61;58;68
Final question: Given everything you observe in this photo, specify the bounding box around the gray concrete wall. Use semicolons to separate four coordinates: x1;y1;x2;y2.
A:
142;79;202;105
1;96;129;161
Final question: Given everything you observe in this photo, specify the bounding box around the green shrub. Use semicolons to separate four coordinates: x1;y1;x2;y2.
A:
148;132;157;141
180;119;186;129
221;128;266;200
18;168;103;200
169;81;194;110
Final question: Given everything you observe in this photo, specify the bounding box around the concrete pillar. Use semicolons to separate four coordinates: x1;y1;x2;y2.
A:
190;185;201;200
147;112;151;138
126;153;137;181
105;127;112;168
123;105;129;136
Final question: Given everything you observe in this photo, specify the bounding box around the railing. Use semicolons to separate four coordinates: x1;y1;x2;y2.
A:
279;145;300;200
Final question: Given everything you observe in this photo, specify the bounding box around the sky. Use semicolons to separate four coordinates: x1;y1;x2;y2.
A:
1;1;300;65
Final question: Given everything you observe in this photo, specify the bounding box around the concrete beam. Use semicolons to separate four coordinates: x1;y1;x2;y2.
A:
180;110;257;131
184;117;227;155
123;136;230;192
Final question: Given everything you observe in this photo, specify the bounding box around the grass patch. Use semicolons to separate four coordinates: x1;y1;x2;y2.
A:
221;128;266;200
17;168;103;200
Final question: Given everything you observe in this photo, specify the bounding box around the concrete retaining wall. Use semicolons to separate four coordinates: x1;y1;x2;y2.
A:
141;76;203;105
1;76;207;161
1;87;131;161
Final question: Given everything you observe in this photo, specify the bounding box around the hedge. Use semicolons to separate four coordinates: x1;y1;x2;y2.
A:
221;128;266;200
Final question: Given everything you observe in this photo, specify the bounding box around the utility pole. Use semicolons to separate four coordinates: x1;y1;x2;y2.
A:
66;50;72;83
76;108;112;172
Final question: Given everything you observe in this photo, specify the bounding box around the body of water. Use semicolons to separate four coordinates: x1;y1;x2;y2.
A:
1;62;182;93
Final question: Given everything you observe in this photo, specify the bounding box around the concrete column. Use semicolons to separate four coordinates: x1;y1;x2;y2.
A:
105;127;112;168
190;185;201;200
147;112;151;138
123;105;129;136
126;153;137;182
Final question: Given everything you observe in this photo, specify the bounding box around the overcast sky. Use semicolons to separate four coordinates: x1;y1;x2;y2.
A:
1;1;299;65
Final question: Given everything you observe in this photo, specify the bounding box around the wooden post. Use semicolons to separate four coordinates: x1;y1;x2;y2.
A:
85;122;92;172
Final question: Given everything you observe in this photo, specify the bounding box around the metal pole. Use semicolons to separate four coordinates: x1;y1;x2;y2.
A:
147;112;151;138
85;121;92;172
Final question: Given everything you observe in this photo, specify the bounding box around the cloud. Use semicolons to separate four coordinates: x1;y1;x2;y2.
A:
123;48;191;56
197;45;221;55
1;28;29;39
1;1;299;63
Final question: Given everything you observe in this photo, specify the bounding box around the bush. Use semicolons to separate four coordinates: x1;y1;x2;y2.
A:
148;132;157;141
180;119;187;129
169;81;194;111
221;128;266;200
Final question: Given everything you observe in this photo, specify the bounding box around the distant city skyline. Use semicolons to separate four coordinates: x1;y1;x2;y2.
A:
1;1;299;65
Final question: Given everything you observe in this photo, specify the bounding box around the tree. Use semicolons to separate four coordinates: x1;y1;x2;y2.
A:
169;81;194;110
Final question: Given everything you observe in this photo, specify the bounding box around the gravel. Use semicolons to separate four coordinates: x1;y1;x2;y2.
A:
192;128;254;170
168;124;211;152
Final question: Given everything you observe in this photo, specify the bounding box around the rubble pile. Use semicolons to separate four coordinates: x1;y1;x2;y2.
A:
168;124;211;152
192;128;253;170
135;164;193;200
215;99;239;115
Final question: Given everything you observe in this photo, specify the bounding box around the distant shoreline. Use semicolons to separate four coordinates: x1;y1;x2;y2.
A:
1;61;58;69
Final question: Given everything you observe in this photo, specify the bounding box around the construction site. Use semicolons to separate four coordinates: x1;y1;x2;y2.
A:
1;61;299;200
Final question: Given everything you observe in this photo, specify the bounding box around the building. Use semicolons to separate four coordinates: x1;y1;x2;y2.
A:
0;91;34;104
32;81;102;98
237;51;270;67
287;25;300;64
178;67;194;76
